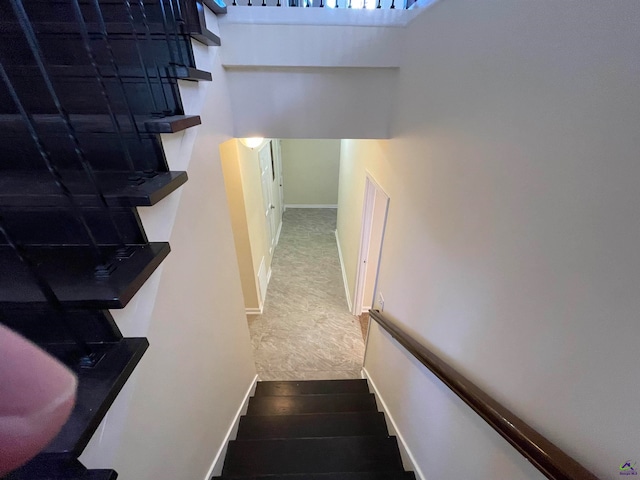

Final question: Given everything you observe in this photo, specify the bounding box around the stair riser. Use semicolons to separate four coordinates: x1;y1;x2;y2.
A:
237;412;389;440
213;473;417;480
0;132;167;172
0;171;188;208
1;33;194;70
0;207;147;246
247;394;378;416
0;0;185;28
0;76;184;116
0;306;122;346
254;380;371;396
223;437;405;476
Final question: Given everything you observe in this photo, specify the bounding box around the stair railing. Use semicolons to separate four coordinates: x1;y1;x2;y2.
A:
368;309;599;480
230;0;412;8
8;0;133;260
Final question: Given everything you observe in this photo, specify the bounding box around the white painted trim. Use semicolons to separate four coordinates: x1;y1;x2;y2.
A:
363;367;426;480
245;307;263;315
267;266;273;285
204;374;259;480
335;229;353;313
257;257;268;305
275;217;283;247
284;204;338;209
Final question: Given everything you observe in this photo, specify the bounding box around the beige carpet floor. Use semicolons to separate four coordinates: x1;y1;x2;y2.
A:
247;208;365;381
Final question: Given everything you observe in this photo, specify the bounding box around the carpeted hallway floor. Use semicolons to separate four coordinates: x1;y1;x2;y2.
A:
248;208;365;381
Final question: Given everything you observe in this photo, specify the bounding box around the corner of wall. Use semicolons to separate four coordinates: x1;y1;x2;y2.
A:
335;229;353;313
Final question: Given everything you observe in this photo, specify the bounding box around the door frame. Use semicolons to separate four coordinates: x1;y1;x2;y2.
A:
258;141;277;256
352;173;390;315
271;139;284;245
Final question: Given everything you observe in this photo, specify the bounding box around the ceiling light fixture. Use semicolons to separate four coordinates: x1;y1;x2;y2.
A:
239;137;264;149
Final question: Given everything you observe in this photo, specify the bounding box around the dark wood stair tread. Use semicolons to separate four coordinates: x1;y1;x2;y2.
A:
84;472;118;480
255;380;369;396
0;171;188;208
223;437;404;476
84;471;118;480
0;20;188;35
0;114;201;134
5;466;118;480
0;243;170;308
0;305;122;346
0;18;220;46
143;115;202;133
237;412;388;440
203;0;228;15
247;394;378;416
4;64;212;82
44;338;148;456
213;473;415;480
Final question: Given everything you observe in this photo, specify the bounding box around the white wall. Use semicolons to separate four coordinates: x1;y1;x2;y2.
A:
219;16;408;68
225;67;397;139
80;13;257;480
219;7;408;138
220;139;262;311
281;139;341;206
339;1;640;478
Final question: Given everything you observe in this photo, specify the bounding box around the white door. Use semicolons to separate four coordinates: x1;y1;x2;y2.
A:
259;142;277;255
271;139;284;242
353;175;390;315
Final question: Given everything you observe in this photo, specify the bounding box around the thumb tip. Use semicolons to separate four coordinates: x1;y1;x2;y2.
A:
0;324;78;476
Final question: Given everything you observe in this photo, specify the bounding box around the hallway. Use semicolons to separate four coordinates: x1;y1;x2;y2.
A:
248;208;365;381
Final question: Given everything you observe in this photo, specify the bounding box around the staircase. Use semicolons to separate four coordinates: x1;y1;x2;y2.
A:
216;380;416;480
0;0;223;478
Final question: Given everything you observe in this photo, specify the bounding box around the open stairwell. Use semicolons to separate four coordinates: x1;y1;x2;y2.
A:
0;0;223;478
215;380;416;480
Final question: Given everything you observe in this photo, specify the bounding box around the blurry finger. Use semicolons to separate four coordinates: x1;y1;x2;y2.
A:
0;324;77;476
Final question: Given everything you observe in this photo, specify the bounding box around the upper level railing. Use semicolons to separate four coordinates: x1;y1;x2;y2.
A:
229;0;419;10
368;309;599;480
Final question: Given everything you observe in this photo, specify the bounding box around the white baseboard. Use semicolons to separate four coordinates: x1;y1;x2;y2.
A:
204;374;258;480
363;368;426;480
245;307;263;315
335;229;353;313
275;220;283;247
284;204;338;209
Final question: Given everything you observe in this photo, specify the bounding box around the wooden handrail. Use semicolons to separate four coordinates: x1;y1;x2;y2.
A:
368;309;598;480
